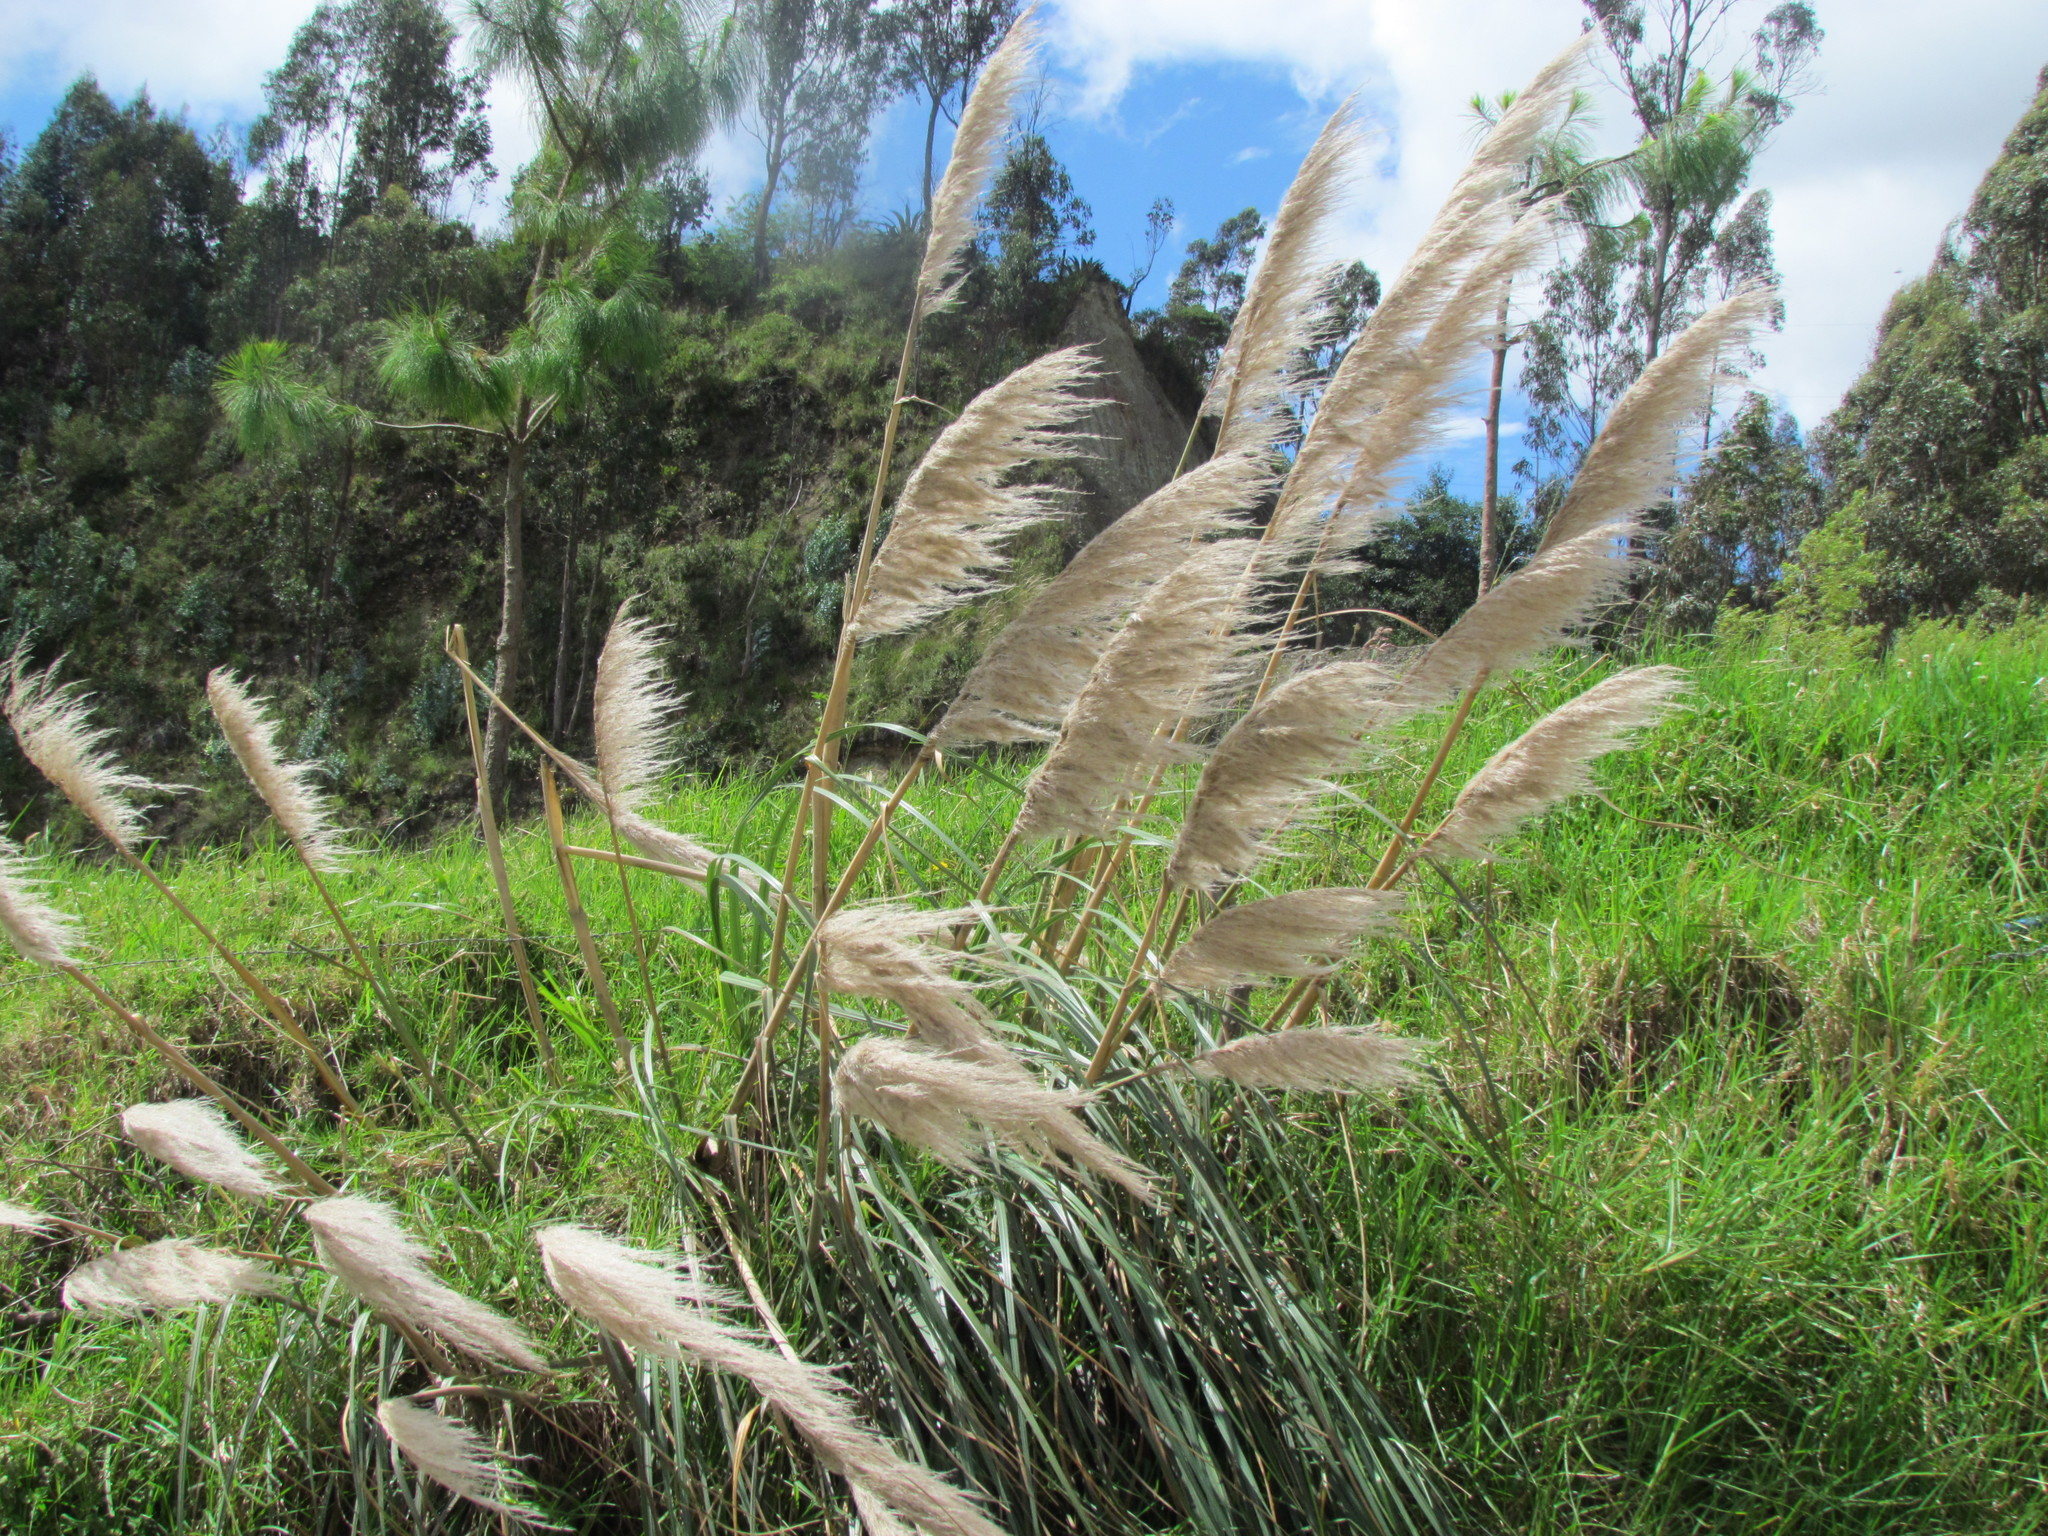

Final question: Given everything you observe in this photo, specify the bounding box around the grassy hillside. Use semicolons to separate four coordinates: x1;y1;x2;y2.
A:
3;621;2046;1534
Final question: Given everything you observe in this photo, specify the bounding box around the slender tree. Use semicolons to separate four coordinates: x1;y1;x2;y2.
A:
882;0;1022;222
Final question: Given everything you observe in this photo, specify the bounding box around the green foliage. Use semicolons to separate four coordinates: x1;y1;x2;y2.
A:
1716;490;1883;662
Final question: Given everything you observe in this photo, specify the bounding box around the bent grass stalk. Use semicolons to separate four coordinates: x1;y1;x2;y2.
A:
539;762;633;1081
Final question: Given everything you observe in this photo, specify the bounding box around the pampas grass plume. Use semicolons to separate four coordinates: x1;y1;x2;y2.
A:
121;1099;289;1202
851;346;1099;639
0;1199;53;1232
1163;888;1406;991
305;1196;549;1373
1425;665;1689;861
538;1225;1008;1536
206;669;349;871
1195;1027;1422;1094
592;601;683;811
916;8;1037;317
62;1238;282;1314
6;649;175;854
0;835;84;968
377;1397;552;1524
934;450;1275;746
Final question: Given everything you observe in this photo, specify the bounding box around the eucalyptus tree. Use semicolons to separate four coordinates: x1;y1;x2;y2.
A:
882;0;1022;222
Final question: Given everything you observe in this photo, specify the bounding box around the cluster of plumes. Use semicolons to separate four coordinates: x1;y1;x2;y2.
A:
1167;660;1417;893
206;669;350;871
4;648;176;854
1013;542;1261;842
1424;666;1689;862
1201;102;1367;457
850;347;1101;640
121;1099;289;1201
304;1197;550;1373
62;1238;282;1315
820;906;1155;1200
550;603;718;878
376;1398;550;1525
0;835;82;968
1163;888;1407;992
1193;1028;1423;1094
933;452;1274;747
539;1225;1008;1536
914;9;1036;318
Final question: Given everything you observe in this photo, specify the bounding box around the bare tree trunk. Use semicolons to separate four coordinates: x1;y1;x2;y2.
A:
550;496;580;738
920;93;943;224
1478;291;1511;597
484;433;528;809
752;118;789;285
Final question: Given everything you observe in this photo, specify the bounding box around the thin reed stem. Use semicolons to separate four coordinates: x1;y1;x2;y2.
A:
123;850;360;1116
1085;886;1186;1083
540;763;633;1081
563;845;709;880
449;625;558;1085
1368;677;1485;889
59;965;335;1196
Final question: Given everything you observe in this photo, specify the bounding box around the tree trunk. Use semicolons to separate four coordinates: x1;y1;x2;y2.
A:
550;499;580;739
921;93;943;225
753;125;789;286
309;439;356;684
484;432;528;809
1478;290;1511;597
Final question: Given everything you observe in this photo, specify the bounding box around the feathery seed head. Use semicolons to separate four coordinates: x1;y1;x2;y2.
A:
916;7;1038;317
206;669;350;871
0;835;84;968
62;1238;282;1314
1014;540;1262;842
0;1199;53;1232
934;451;1276;747
121;1099;290;1202
304;1196;549;1373
592;601;684;812
377;1398;552;1524
6;649;176;854
552;754;718;878
538;1224;1008;1536
1425;665;1689;861
850;346;1101;640
835;1035;1156;1203
1163;888;1407;991
1195;1027;1423;1094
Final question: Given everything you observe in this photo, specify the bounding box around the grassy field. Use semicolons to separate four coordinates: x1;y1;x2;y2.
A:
3;620;2047;1534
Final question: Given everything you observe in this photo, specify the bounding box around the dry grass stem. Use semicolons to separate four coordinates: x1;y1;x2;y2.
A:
376;1397;551;1524
305;1196;549;1373
1169;661;1417;892
1194;1027;1423;1093
935;451;1274;745
206;669;350;870
538;1225;1009;1536
0;836;84;967
1015;541;1260;841
62;1238;282;1314
849;346;1100;639
120;1099;289;1202
834;1034;1155;1203
1425;665;1690;861
1203;101;1366;454
1536;288;1776;554
915;8;1037;317
5;649;178;853
1163;888;1407;991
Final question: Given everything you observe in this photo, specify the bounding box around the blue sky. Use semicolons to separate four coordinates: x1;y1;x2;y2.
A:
5;0;2048;501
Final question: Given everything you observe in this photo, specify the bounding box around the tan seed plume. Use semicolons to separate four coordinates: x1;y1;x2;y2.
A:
592;601;683;812
1194;1027;1423;1094
538;1225;1009;1536
62;1238;282;1314
1014;540;1261;842
835;1035;1155;1204
0;1199;53;1232
553;753;718;879
915;8;1038;318
206;669;350;871
121;1098;289;1202
0;835;84;968
817;904;1015;1062
1169;661;1419;893
377;1398;551;1524
304;1196;549;1373
1202;100;1367;456
1535;289;1776;556
934;451;1275;747
850;346;1100;639
1424;665;1689;862
1163;888;1407;991
6;649;176;854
